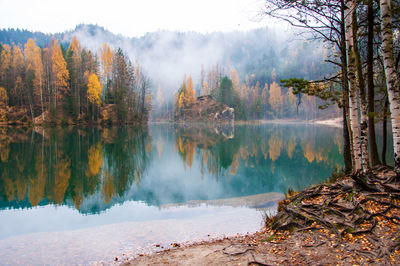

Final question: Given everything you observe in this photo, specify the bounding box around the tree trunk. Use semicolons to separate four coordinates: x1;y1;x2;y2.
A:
345;0;362;172
382;96;389;165
367;1;380;166
352;6;370;172
380;0;400;172
340;5;353;174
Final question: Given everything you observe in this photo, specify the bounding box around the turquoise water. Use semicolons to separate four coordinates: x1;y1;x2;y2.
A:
0;123;344;264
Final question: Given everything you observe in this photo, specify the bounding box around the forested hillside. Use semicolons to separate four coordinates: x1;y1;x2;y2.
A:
0;36;151;125
0;24;337;120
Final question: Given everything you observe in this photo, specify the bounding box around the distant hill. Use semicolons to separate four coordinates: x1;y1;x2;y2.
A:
0;24;333;102
0;28;52;47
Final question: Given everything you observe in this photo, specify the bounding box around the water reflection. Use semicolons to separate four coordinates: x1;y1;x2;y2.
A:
0;123;344;213
0;126;151;213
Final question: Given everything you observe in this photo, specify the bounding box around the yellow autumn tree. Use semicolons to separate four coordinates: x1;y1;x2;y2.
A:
269;81;283;117
68;36;81;63
50;39;69;102
0;86;8;121
87;73;102;106
11;44;25;105
0;44;12;87
67;36;82;117
24;38;44;115
176;81;187;113
185;76;196;106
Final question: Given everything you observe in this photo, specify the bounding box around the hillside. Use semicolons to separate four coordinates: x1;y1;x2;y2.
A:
0;24;332;92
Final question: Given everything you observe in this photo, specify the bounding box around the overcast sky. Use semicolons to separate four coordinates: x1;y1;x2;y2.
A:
0;0;268;37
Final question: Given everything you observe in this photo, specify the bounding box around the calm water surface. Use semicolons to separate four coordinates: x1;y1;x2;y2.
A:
0;123;344;265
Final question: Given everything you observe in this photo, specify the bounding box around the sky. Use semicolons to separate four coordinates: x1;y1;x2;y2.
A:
0;0;267;37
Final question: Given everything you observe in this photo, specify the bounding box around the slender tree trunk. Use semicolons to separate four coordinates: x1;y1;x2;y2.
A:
367;1;380;166
345;0;362;172
342;97;353;173
352;7;370;172
380;0;400;172
340;9;353;173
382;96;389;165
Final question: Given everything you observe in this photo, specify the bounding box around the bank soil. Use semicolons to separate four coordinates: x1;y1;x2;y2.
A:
124;166;400;265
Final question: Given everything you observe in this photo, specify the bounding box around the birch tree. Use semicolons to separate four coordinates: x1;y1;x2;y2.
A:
380;0;400;172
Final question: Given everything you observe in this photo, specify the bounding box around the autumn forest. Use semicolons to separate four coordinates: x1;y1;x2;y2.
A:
0;37;151;125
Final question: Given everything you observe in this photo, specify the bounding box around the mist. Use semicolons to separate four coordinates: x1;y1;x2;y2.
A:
58;24;330;102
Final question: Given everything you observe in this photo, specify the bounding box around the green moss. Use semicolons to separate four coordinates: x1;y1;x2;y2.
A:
262;235;276;242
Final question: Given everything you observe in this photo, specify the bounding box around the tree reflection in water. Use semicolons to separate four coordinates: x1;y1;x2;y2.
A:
0;123;360;213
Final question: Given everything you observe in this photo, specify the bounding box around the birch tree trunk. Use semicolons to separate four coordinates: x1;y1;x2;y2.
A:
380;0;400;172
367;1;380;166
352;7;370;172
340;1;353;173
345;0;362;172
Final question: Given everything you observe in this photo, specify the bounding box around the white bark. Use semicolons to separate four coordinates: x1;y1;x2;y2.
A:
380;0;400;171
344;0;362;172
352;7;370;172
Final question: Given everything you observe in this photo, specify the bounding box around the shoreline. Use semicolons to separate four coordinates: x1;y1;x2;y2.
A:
1;117;343;128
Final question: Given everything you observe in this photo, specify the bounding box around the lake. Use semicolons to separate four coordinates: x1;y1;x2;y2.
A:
0;123;344;265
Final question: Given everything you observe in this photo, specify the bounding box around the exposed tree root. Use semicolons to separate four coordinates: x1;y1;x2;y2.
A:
271;165;400;261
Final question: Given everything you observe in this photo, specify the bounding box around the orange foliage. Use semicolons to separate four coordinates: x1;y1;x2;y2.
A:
50;39;69;97
176;136;196;169
0;141;9;162
103;171;114;204
99;42;113;80
185;76;196;106
202;150;209;165
86;142;103;177
53;156;71;204
2;170;15;201
87;73;102;106
29;154;47;206
269;81;283;116
24;38;44;106
268;133;283;162
72;182;83;210
302;140;328;163
15;176;27;201
0;44;11;82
